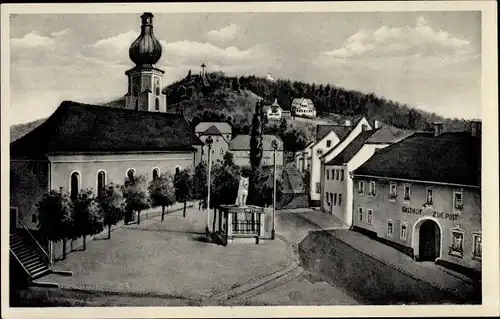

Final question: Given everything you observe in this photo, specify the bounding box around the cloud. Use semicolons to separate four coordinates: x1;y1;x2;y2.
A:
207;24;241;42
10;31;56;49
317;16;477;61
80;31;272;73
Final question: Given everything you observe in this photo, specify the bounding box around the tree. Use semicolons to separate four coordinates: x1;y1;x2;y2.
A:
73;189;104;250
231;77;240;91
192;163;208;210
148;172;176;221
36;188;73;261
222;151;235;167
98;183;125;239
279;117;288;137
122;175;151;225
174;168;193;218
210;163;241;231
249;100;264;205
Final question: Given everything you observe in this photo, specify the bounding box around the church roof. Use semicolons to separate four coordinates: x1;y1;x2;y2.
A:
10;101;203;158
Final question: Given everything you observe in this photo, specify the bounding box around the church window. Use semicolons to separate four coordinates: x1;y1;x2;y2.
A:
97;170;106;197
70;171;81;200
175;166;182;176
155;98;160;111
135;99;139;111
127;168;136;181
152;168;160;179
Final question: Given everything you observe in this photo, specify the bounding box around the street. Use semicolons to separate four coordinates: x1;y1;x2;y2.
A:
238;209;360;305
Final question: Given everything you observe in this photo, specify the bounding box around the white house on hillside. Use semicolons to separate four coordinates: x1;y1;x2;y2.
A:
308;118;372;206
321;121;413;226
292;97;316;118
264;99;283;121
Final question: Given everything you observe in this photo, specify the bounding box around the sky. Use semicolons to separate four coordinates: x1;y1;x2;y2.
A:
9;11;481;124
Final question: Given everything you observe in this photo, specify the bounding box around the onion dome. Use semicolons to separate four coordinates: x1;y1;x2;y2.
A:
129;12;162;67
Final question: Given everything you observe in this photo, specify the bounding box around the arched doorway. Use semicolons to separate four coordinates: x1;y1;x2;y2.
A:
418;219;441;261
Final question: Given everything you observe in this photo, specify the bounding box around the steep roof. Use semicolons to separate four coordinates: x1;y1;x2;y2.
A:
321;117;367;158
325;129;380;166
195;122;232;134
316;124;353;141
229;134;284;151
10;101;203;157
263;99;282;112
352;132;481;187
366;125;414;144
201;125;222;136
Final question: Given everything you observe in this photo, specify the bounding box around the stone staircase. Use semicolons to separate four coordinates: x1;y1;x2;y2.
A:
10;232;51;281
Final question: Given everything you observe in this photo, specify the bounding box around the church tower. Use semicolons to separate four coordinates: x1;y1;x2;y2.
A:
124;12;167;112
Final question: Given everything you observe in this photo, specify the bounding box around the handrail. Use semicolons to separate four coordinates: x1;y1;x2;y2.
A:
18;220;49;261
9;248;33;279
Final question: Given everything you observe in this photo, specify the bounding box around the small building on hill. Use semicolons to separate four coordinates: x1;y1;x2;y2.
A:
351;122;481;275
292;97;316;118
229;134;284;167
263;99;283;121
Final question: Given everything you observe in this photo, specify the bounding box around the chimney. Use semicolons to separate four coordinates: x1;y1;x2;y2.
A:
432;122;444;137
373;120;381;129
471;120;482;137
344;119;351;127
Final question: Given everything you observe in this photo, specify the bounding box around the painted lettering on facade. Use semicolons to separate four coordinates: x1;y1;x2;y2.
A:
402;206;460;221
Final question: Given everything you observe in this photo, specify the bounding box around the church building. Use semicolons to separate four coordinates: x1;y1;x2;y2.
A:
10;12;203;230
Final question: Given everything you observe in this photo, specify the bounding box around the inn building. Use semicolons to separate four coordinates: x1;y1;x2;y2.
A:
351;122;481;275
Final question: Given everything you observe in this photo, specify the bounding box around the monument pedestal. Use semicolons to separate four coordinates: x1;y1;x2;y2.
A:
216;205;267;245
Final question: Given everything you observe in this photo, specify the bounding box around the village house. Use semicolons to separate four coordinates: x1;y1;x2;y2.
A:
263;99;283;121
195;122;232;165
351;122;481;276
10;12;204;231
308;118;372;206
321;121;413;226
291;97;316;118
229;134;284;167
295;140;314;173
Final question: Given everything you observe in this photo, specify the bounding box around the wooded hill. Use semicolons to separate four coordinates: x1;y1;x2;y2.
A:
106;70;472;133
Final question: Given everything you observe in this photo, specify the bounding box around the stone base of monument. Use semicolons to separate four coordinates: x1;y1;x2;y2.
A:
216;204;268;245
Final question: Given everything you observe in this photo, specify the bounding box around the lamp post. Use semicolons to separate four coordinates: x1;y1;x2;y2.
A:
205;136;213;237
271;139;279;240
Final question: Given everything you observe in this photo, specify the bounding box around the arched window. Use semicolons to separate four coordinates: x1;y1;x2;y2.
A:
70;172;80;200
155;98;160;110
175;166;181;175
152;168;160;179
134;99;139;111
97;170;106;197
127;168;136;181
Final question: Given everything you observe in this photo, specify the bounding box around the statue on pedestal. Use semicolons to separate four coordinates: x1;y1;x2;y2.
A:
235;176;249;207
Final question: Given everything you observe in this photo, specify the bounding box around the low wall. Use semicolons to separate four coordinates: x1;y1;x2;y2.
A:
298;231;478;304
